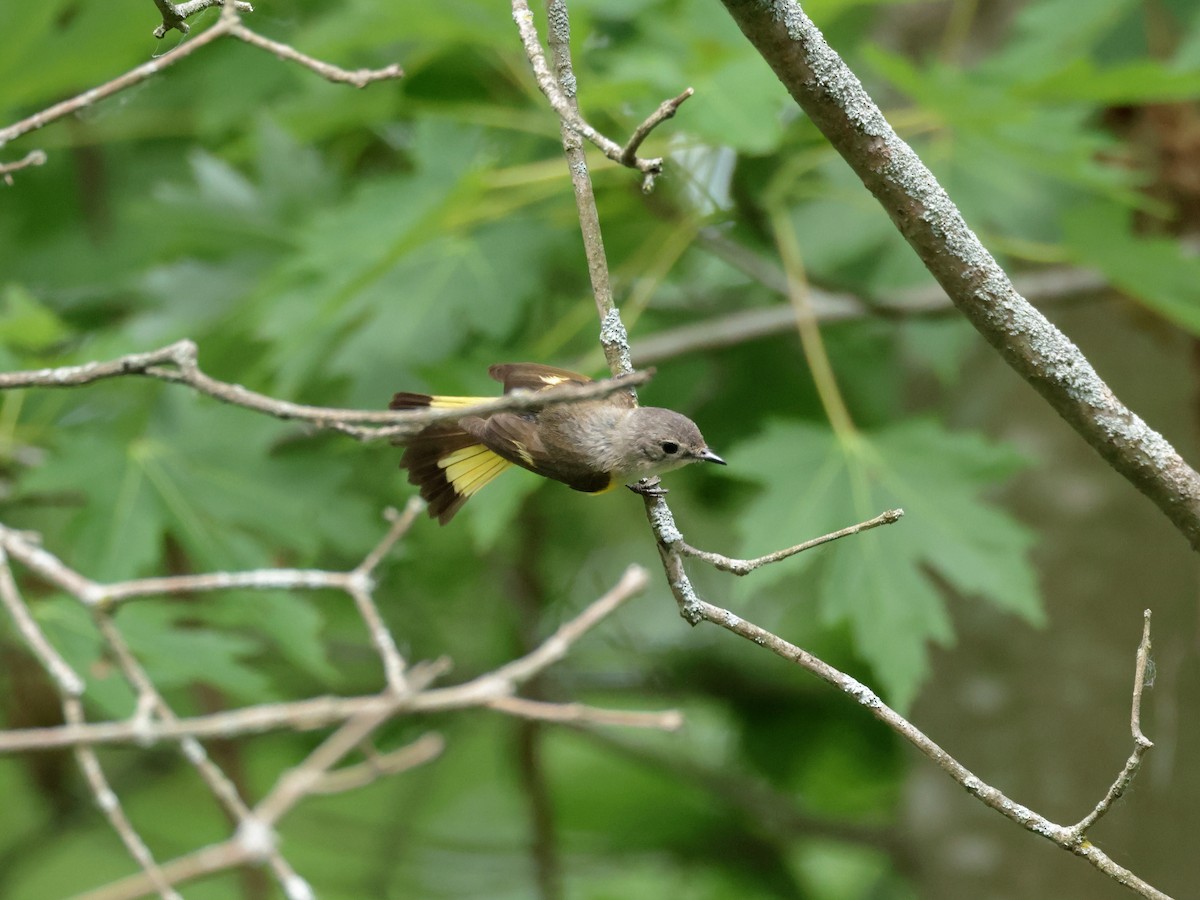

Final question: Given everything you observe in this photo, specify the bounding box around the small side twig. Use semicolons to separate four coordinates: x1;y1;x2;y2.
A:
678;508;904;575
0;149;47;185
0;19;230;150
487;696;683;731
306;733;447;795
619;87;695;165
76;839;254;900
355;501;424;575
485;565;649;688
511;0;689;191
152;0;253;38
1071;610;1156;834
228;23;404;88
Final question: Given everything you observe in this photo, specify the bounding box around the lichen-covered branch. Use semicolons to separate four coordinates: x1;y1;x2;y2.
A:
152;0;254;38
534;3;1173;897
717;0;1200;552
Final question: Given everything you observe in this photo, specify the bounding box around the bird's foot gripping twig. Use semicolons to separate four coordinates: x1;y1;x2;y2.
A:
627;477;668;497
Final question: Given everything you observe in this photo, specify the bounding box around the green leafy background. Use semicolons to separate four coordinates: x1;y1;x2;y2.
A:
1;0;1198;897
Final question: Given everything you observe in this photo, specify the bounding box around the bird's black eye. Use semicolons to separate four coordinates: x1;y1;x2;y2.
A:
661;441;679;455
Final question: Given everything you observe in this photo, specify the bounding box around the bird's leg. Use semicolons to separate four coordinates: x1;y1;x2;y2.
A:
627;476;668;497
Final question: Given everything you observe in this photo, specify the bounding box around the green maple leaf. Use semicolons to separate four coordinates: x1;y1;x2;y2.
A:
734;419;1041;710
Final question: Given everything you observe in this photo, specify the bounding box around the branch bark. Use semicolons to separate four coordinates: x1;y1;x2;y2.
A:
717;0;1200;551
0;339;652;440
643;495;1170;900
534;2;1174;897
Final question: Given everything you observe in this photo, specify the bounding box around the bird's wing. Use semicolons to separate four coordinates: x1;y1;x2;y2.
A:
487;362;636;411
462;413;613;494
487;363;592;393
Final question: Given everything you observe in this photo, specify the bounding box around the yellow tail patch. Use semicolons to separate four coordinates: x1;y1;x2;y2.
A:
429;395;491;409
438;445;513;496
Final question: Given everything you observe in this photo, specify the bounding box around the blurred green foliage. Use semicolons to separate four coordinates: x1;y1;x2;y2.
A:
0;0;1197;896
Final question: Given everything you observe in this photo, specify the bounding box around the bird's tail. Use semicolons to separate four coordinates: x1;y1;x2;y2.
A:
389;392;514;524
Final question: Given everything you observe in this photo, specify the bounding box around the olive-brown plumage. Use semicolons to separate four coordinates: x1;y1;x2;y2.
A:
391;363;724;524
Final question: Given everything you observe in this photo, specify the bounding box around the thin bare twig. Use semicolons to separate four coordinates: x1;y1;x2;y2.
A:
0;566;651;755
0;339;653;441
1071;610;1156;834
306;733;447;795
76;839;254;900
511;0;689;192
540;0;636;379
0;19;228;150
347;576;409;694
254;710;394;827
0;13;401;151
10;564;651;898
354;500;425;578
620;87;695;165
0;546;86;696
486;565;649;688
0;149;47;185
65;699;182;900
487;696;683;730
0;695;390;753
229;23;404;87
346;500;425;694
632;235;1110;364
678;508;904;575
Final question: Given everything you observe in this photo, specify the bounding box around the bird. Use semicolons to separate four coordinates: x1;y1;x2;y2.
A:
390;363;725;524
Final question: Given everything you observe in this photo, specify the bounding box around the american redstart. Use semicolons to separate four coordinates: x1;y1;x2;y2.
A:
391;363;725;524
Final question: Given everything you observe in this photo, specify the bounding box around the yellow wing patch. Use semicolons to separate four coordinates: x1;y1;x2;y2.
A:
438;445;514;496
428;395;491;409
538;374;570;386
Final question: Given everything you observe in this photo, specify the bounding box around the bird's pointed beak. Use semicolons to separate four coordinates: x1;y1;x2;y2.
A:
698;448;726;466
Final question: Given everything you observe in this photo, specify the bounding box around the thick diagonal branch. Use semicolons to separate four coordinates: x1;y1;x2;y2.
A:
718;0;1200;551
